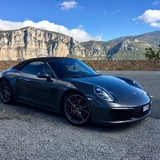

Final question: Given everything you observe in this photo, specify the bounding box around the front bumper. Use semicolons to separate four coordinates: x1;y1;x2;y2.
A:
90;102;151;126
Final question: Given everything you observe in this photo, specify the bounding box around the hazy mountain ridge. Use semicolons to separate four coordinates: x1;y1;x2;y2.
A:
82;32;160;60
0;26;159;60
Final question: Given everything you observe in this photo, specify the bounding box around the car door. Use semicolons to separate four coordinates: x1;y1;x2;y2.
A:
15;61;62;111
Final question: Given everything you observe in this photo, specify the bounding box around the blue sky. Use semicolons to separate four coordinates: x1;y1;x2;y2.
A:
0;0;160;42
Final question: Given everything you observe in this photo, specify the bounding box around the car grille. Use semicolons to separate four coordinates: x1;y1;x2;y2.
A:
111;109;132;121
111;105;150;121
137;109;150;118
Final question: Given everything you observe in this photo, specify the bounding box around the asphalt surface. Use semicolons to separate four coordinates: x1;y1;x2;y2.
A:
0;71;160;160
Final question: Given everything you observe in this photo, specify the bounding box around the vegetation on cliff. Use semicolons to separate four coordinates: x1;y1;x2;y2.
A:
145;44;160;60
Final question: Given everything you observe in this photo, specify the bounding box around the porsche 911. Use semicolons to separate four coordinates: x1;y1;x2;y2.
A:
0;57;151;126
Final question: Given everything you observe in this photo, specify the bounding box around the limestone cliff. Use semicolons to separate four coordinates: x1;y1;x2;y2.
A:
0;27;85;60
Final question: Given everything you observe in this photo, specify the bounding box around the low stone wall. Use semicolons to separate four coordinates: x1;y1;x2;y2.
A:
83;60;160;71
0;60;160;71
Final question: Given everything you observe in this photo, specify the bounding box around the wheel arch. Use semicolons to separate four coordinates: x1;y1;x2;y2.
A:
0;77;14;92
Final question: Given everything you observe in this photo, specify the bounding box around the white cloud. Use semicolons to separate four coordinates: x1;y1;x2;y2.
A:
60;0;78;10
0;19;102;42
150;22;160;27
133;9;160;28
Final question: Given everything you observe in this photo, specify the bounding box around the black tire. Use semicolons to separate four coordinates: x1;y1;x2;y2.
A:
63;92;90;126
0;79;13;104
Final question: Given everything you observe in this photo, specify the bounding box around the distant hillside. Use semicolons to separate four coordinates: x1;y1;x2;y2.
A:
81;31;160;60
0;27;160;60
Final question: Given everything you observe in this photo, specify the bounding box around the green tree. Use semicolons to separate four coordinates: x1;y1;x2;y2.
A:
145;45;160;60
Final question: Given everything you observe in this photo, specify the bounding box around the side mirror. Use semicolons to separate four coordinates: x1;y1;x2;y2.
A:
37;72;52;81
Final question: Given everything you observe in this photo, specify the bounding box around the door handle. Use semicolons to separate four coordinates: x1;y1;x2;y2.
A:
21;79;30;82
17;77;30;82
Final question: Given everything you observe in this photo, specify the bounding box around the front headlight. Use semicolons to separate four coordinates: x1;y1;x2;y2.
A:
94;86;114;102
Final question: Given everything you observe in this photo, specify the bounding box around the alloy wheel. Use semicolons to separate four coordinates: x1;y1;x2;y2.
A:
0;79;12;103
63;93;90;126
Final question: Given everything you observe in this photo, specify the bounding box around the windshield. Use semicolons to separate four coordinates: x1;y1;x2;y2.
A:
49;59;98;78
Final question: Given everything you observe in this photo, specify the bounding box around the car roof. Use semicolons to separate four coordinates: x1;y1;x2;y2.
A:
13;57;73;71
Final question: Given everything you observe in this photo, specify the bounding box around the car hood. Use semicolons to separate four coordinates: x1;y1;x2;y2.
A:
70;75;150;106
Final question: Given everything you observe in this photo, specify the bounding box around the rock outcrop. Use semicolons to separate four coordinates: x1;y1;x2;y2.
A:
0;27;85;60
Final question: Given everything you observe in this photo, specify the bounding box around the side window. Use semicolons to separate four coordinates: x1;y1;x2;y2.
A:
21;61;54;77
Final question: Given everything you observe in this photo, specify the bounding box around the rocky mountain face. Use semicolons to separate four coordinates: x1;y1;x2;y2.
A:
105;38;151;60
0;27;160;60
0;27;85;60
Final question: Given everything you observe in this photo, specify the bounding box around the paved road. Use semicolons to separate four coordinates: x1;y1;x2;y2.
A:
0;71;160;160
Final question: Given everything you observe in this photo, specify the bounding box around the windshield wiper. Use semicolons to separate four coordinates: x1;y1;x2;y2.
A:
70;75;83;78
69;74;102;78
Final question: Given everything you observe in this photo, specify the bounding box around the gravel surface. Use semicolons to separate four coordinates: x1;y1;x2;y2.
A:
0;71;160;160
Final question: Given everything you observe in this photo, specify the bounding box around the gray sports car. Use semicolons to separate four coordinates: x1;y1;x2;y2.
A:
0;57;151;126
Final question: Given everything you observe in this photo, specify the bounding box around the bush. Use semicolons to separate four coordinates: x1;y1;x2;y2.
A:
145;45;160;60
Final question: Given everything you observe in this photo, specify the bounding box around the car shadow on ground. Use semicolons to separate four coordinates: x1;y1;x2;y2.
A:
0;100;149;133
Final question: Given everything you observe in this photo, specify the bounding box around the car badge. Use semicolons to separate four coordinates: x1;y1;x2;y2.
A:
133;92;137;95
